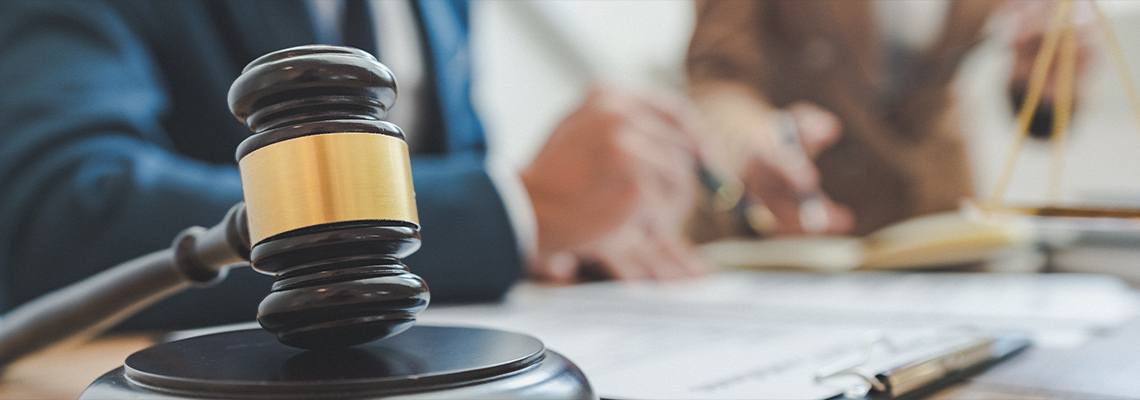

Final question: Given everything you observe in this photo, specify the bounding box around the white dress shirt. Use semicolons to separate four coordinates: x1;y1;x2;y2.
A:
307;0;538;265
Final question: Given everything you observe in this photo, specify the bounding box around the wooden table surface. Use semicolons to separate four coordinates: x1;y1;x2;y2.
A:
932;318;1140;400
3;321;1138;399
0;334;155;400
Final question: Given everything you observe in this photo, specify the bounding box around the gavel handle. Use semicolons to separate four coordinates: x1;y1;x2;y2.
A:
0;203;250;370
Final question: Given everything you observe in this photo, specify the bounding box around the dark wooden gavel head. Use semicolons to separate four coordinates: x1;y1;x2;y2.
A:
228;45;428;349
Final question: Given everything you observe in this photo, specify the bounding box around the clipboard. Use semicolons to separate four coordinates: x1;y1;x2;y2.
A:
815;330;1031;400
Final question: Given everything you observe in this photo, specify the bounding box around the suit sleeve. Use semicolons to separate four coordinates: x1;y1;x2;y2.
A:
0;2;521;330
405;154;522;303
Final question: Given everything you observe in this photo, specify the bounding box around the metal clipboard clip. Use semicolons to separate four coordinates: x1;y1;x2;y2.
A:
813;328;1027;399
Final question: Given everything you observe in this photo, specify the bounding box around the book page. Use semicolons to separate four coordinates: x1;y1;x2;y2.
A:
702;237;865;271
700;211;1033;271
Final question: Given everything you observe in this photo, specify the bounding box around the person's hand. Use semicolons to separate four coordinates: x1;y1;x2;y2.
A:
690;84;852;236
520;84;711;283
734;102;854;236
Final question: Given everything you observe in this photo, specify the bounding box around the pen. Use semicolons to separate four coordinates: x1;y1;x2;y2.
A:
774;110;830;234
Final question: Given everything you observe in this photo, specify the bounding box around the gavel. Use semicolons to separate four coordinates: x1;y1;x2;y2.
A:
0;45;430;365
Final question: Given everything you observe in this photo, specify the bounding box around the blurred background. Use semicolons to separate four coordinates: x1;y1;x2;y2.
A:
470;0;1140;284
472;0;693;169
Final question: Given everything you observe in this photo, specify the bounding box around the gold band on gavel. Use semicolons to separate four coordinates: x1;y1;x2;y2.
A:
238;132;419;245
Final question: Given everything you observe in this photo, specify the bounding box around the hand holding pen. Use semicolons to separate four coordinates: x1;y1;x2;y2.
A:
702;102;854;236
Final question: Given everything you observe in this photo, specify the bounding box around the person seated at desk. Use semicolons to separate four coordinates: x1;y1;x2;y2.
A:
685;0;1091;239
0;0;711;330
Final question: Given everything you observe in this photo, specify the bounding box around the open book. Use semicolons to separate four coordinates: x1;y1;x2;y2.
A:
701;210;1034;271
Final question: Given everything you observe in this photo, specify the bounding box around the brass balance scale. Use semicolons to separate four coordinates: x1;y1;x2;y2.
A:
988;0;1140;223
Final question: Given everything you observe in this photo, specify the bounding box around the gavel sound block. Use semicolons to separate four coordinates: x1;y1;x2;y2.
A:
75;45;594;399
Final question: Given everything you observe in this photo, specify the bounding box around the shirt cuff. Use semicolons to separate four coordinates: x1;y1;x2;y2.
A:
484;156;538;268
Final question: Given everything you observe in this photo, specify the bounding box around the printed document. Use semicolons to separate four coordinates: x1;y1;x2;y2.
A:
419;271;1138;399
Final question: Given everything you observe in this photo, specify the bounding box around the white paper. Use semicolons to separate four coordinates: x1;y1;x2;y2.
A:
419;271;1138;399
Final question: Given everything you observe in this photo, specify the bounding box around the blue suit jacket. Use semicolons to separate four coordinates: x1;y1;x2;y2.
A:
0;0;522;329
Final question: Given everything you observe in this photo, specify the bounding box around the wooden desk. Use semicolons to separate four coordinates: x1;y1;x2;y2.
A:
2;322;1137;400
5;320;1138;400
934;318;1140;400
3;283;1137;400
0;334;155;399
